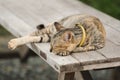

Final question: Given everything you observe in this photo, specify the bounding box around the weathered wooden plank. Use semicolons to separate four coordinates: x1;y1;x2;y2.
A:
104;24;120;45
82;61;120;71
0;7;33;36
98;41;120;60
58;72;75;80
58;72;65;80
75;72;84;80
0;0;64;26
72;51;106;66
0;6;80;73
64;72;75;80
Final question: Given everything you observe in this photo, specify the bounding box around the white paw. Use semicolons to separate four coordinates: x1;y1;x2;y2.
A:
57;51;70;56
8;39;18;50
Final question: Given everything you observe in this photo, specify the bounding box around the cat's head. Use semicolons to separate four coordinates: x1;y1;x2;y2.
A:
50;22;80;55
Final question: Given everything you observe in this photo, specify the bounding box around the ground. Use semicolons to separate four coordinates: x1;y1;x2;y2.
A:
0;57;57;80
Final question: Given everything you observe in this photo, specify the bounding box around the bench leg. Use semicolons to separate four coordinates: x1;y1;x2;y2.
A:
58;72;75;80
58;71;93;80
75;72;84;80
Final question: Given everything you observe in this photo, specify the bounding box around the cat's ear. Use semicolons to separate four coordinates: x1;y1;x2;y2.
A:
63;32;74;42
36;24;45;30
54;22;64;31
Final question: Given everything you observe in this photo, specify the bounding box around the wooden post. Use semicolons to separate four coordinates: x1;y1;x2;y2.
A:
75;72;84;80
58;71;93;80
58;72;75;80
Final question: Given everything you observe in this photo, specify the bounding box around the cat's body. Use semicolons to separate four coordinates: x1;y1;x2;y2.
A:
8;14;106;56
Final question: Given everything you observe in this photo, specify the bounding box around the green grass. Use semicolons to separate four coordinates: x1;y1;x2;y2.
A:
79;0;120;20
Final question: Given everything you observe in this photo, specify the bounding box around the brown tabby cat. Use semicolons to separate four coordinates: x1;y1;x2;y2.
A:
8;14;106;56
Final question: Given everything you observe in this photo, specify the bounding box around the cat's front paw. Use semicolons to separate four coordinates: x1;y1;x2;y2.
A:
8;39;19;50
57;51;70;56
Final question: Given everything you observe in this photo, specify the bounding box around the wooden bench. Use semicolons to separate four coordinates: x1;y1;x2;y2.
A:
0;0;120;80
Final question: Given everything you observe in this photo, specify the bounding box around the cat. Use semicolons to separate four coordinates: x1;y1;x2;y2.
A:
8;14;106;56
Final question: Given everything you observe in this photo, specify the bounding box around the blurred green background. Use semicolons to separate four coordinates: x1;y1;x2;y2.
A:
0;0;120;36
79;0;120;20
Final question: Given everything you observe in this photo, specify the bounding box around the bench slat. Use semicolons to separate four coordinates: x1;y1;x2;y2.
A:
104;24;120;45
72;51;106;66
98;41;120;60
